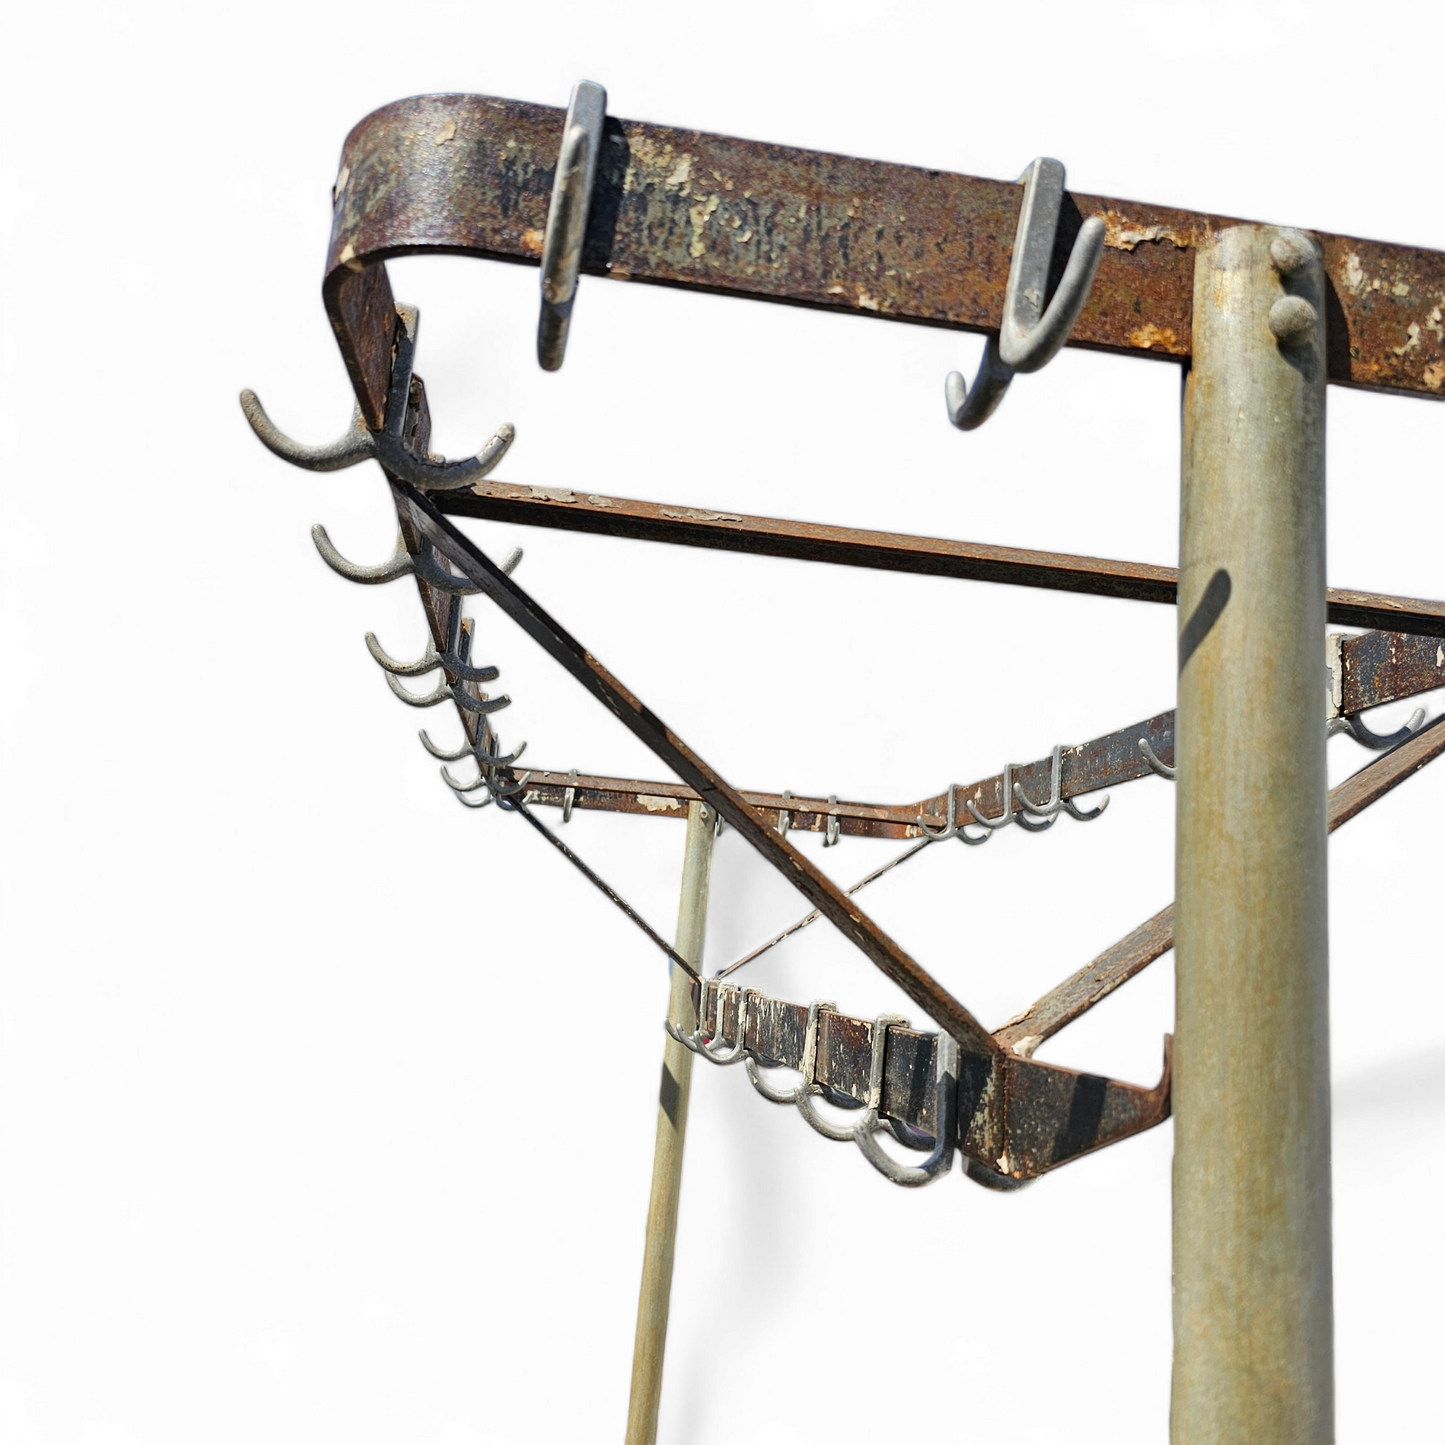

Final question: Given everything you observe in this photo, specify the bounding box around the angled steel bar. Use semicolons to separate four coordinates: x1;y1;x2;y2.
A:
323;92;1445;429
994;713;1445;1058
441;477;1445;638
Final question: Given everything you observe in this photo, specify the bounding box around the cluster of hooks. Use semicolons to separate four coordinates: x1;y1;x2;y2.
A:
241;304;514;492
919;743;1109;843
669;987;959;1188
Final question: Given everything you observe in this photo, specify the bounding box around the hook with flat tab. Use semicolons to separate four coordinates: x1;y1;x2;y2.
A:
945;158;1105;431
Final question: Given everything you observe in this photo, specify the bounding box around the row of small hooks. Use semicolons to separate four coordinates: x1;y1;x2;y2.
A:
308;502;530;809
919;743;1109;844
668;987;959;1187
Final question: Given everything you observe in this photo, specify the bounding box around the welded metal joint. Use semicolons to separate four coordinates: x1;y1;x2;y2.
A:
537;81;606;371
946;158;1106;430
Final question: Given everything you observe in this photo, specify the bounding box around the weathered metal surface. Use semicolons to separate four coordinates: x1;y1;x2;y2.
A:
440;478;1445;637
513;711;1175;836
514;649;1444;830
1342;629;1445;714
995;714;1445;1058
399;483;1172;1182
695;982;1171;1180
325;93;1445;405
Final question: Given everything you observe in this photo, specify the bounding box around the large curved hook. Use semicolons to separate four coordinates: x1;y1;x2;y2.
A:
311;526;414;585
796;1013;909;1143
240;393;373;471
1329;707;1426;750
419;728;527;768
241;304;515;490
855;1031;959;1187
745;1001;836;1105
364;632;502;685
240;391;513;489
1138;737;1176;781
946;157;1106;431
666;983;754;1066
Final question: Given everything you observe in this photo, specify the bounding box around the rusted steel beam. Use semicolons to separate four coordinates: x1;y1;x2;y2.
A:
1341;629;1445;714
325;92;1445;423
397;484;1168;1182
994;715;1445;1057
515;711;1174;837
693;983;1171;1181
439;479;1445;638
511;633;1445;830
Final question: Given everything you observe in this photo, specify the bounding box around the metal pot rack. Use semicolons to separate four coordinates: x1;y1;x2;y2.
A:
242;80;1445;1445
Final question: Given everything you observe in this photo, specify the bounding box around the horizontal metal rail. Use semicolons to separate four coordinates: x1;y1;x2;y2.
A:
440;479;1445;638
471;632;1443;834
324;92;1445;428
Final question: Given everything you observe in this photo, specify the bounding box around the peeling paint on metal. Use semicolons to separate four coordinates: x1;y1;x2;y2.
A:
1102;212;1190;251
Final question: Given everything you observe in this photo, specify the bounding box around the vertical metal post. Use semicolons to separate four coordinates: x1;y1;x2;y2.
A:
1173;225;1332;1443
624;801;715;1445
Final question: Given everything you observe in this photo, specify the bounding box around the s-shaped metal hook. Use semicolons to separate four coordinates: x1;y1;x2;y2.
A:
945;158;1106;430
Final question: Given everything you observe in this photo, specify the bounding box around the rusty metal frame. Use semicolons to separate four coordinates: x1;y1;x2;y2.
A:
506;630;1444;833
249;86;1445;1192
397;481;1170;1183
323;91;1445;435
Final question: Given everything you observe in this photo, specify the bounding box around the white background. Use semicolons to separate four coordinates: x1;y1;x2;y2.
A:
2;2;1442;1440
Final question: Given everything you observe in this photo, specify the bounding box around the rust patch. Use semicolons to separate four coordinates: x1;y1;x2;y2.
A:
1129;323;1180;351
521;227;545;254
1102;211;1191;251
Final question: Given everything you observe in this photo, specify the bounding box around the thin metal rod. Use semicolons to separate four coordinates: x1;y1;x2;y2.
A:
1173;225;1332;1443
625;801;716;1445
508;799;698;980
714;836;934;979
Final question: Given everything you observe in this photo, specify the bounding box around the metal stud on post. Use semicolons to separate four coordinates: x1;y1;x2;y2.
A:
624;800;716;1445
1172;225;1332;1444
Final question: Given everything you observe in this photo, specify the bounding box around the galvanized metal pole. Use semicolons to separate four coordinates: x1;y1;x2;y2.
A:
1173;225;1332;1443
624;800;715;1445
